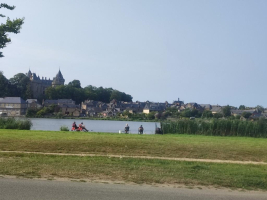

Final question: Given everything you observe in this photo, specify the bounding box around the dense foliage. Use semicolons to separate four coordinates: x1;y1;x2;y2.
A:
26;105;62;118
60;125;69;131
0;3;24;57
0;72;132;103
0;117;32;130
161;119;267;138
0;72;32;99
45;84;132;104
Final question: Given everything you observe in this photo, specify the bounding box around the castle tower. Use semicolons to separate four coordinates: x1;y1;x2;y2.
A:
26;69;32;80
52;69;65;87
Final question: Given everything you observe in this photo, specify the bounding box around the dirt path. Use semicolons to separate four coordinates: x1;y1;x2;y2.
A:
2;177;267;200
1;150;266;165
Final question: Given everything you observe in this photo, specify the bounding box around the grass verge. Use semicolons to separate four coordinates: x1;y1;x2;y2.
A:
0;129;267;162
0;152;266;190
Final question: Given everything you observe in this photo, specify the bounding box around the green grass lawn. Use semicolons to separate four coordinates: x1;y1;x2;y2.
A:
0;130;267;190
0;129;266;162
0;152;266;190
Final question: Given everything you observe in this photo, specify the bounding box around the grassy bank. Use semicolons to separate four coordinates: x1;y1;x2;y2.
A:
0;152;266;190
0;130;267;162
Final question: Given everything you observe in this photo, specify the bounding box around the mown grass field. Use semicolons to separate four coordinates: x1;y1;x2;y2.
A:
0;152;266;190
0;129;266;162
0;129;266;190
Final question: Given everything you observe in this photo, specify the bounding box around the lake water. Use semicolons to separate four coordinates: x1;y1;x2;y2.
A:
30;118;160;134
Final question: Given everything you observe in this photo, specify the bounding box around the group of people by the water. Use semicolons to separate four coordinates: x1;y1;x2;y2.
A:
71;122;144;134
124;124;144;134
72;122;88;132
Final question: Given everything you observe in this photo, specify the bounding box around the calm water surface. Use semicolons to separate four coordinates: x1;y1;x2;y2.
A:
30;118;160;134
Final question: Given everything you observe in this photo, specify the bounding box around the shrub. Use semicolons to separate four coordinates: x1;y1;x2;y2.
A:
56;112;63;119
60;125;69;131
0;117;32;130
26;109;38;117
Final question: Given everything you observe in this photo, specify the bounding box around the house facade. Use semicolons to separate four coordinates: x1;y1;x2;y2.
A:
0;97;27;116
61;104;81;117
26;99;42;110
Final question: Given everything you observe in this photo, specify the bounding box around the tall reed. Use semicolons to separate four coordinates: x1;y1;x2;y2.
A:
161;119;267;138
0;118;32;130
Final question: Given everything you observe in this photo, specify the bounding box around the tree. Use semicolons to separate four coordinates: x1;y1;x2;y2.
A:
146;111;156;120
180;109;192;118
68;80;81;88
213;113;223;119
239;105;246;110
222;105;231;117
9;73;30;99
235;114;241;119
0;71;10;96
202;110;213;118
256;105;264;113
0;3;24;57
110;90;122;101
242;112;252;119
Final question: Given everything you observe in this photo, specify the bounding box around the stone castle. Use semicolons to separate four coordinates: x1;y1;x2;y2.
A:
26;69;65;98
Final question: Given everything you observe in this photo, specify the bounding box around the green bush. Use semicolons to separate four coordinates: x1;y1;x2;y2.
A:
60;125;69;131
0;117;32;130
26;109;38;117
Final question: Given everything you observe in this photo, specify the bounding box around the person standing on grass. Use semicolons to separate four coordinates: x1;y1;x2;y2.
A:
138;125;144;134
124;124;130;133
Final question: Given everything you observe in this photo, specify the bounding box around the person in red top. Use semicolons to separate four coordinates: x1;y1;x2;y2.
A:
79;122;88;132
72;122;78;131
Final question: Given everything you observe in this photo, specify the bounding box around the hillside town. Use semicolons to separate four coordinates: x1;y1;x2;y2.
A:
0;70;266;119
0;96;266;120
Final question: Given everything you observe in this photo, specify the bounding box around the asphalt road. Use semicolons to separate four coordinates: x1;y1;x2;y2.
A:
0;178;266;200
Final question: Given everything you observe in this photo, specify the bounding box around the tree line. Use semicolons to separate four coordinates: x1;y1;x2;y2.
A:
0;72;133;103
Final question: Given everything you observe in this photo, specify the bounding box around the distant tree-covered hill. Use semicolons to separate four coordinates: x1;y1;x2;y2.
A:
0;72;133;103
45;80;132;104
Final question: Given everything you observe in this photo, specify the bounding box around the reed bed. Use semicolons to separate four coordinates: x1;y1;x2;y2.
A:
161;119;267;138
0;117;32;130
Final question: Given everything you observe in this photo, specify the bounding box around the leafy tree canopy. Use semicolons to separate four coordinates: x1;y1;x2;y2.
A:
239;105;246;110
0;71;10;96
180;108;202;118
202;110;213;118
242;112;252;119
9;73;31;99
256;105;264;113
0;3;24;57
222;105;231;117
45;82;132;104
68;80;81;88
213;113;223;119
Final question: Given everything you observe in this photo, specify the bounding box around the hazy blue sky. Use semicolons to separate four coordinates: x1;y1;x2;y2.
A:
1;0;267;107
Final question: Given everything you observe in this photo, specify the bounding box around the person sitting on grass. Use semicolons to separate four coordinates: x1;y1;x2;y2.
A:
79;122;88;132
72;122;78;130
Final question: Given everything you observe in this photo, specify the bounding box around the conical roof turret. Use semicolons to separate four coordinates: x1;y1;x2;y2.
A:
26;69;32;78
52;69;65;87
56;69;63;79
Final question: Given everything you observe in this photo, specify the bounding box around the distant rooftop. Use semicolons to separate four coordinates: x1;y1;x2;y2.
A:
0;97;27;104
